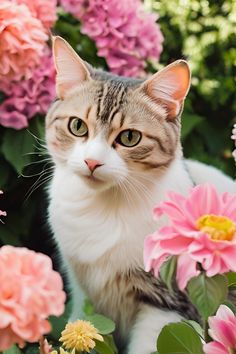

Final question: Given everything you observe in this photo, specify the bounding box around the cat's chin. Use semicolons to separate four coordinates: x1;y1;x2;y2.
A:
80;174;114;191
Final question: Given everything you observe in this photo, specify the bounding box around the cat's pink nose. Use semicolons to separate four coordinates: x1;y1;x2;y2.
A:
84;159;103;172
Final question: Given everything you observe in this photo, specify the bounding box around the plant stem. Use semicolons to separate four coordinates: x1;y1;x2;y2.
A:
203;320;211;343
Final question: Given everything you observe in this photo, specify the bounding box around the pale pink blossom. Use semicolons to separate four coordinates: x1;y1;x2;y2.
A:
0;1;48;80
60;0;163;77
204;305;236;354
0;51;56;129
16;0;57;30
144;184;236;290
0;246;66;351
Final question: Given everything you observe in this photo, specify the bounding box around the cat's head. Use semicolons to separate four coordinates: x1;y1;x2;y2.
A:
46;36;190;192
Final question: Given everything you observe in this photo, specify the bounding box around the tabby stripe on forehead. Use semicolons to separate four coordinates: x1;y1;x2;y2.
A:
108;84;127;123
100;82;125;123
145;134;171;155
96;85;104;119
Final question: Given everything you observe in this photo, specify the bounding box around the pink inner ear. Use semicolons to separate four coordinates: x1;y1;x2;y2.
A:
52;36;90;99
145;60;190;120
168;64;190;101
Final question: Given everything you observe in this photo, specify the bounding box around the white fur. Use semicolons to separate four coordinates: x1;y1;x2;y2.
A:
49;152;235;353
127;305;182;354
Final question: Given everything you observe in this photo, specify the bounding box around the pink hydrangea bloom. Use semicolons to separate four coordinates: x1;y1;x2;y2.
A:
0;245;66;351
144;184;236;290
204;305;236;354
60;0;163;77
16;0;57;30
0;1;48;80
231;123;236;160
0;191;6;220
0;52;56;129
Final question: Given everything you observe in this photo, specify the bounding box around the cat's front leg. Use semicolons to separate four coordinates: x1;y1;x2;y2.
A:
127;304;182;354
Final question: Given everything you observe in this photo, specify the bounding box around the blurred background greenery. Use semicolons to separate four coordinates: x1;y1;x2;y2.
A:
0;0;235;248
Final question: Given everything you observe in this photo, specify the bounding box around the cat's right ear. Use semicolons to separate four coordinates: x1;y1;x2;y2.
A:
52;36;91;99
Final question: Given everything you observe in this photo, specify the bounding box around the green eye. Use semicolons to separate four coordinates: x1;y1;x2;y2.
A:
68;117;88;137
116;130;142;147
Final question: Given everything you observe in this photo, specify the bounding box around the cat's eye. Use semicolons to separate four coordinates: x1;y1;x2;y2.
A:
68;117;88;137
116;130;142;147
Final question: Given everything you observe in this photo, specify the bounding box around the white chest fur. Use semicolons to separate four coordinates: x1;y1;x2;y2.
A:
48;159;193;288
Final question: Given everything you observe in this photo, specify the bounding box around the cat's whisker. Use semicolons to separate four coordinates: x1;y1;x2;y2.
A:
21;165;54;179
23;157;53;168
26;129;46;144
24;169;53;201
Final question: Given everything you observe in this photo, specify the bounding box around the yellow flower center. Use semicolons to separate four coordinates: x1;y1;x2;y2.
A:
196;214;236;241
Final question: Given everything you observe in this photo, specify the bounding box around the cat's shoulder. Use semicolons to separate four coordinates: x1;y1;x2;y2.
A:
185;159;235;193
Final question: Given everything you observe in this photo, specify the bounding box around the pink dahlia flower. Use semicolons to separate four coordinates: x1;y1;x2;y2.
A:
144;184;236;290
0;191;6;220
0;1;48;80
204;305;236;354
16;0;57;30
60;0;163;77
0;246;66;351
0;51;56;129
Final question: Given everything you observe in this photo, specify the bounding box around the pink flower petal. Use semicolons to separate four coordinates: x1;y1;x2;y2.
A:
176;254;199;290
0;246;66;351
208;305;236;349
203;341;228;354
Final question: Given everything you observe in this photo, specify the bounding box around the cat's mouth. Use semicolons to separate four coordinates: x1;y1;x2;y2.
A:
83;174;104;184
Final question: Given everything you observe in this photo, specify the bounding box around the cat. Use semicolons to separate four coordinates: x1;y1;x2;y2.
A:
46;36;235;354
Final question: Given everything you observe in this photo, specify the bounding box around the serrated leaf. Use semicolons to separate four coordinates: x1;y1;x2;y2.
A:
85;314;115;335
2;128;35;174
160;256;177;291
157;322;204;354
187;273;228;320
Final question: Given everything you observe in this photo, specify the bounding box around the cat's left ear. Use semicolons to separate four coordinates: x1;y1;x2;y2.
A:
141;60;191;120
52;36;91;99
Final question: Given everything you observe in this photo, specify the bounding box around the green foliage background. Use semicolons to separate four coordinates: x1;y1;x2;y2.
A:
0;0;235;262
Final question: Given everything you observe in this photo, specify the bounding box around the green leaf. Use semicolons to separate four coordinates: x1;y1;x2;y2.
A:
160;256;177;291
181;113;203;140
3;345;23;354
103;335;118;354
187;273;228;320
223;300;236;315
157;322;204;354
94;339;115;354
83;298;95;316
85;314;115;335
226;272;236;287
182;320;204;339
2;128;35;174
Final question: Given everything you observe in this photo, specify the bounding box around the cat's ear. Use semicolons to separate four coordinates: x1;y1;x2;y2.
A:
52;36;91;99
142;60;191;120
